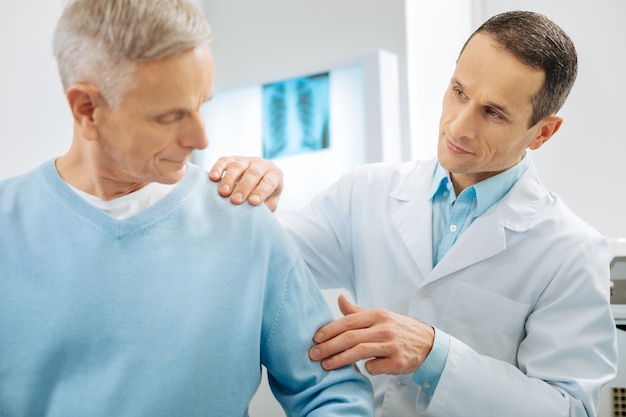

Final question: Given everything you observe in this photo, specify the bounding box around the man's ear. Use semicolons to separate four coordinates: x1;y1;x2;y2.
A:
66;83;105;140
528;115;563;150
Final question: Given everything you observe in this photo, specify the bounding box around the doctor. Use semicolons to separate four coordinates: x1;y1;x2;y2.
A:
209;10;617;417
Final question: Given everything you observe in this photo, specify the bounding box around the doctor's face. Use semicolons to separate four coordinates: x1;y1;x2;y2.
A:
437;33;548;192
93;45;213;186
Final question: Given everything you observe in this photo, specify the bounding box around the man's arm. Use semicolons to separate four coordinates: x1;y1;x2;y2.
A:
257;210;374;415
209;155;283;212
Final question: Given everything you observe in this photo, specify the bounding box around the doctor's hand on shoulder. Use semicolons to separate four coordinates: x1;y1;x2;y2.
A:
209;155;283;212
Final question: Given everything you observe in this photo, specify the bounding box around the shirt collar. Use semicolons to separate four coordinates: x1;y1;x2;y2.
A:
429;153;531;215
428;162;451;202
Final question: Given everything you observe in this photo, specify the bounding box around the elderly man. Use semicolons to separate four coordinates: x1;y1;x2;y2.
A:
0;0;373;416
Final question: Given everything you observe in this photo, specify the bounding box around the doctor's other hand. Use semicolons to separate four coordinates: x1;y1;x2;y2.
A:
209;156;283;212
309;295;435;376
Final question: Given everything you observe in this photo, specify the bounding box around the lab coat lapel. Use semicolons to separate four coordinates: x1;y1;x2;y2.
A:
427;209;507;282
390;159;437;279
426;161;543;284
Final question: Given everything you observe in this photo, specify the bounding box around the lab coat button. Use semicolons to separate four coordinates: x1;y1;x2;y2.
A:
423;382;432;389
449;224;458;232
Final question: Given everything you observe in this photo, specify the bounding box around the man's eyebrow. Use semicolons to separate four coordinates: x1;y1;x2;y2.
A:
453;77;513;118
485;100;513;118
153;93;213;117
157;107;188;115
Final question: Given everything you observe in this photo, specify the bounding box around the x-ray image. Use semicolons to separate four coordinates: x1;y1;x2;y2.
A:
262;72;330;159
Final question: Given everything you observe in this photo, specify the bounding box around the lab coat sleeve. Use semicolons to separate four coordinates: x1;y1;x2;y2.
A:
418;235;617;417
278;171;358;294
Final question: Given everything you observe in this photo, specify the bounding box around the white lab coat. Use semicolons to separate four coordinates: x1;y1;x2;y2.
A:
279;157;617;417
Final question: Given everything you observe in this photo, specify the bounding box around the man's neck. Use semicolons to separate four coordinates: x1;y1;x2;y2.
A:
55;152;149;201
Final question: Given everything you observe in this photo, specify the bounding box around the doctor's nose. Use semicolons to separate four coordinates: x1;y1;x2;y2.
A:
449;105;478;141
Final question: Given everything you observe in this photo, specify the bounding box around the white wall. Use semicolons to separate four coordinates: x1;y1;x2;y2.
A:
197;53;402;212
0;1;70;180
405;0;474;160
201;0;411;158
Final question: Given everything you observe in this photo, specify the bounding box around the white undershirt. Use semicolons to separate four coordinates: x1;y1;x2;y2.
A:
66;182;177;220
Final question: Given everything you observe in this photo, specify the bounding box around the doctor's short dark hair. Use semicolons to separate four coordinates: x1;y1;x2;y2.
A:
460;10;578;128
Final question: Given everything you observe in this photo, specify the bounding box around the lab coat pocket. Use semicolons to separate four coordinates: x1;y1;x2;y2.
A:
441;281;531;364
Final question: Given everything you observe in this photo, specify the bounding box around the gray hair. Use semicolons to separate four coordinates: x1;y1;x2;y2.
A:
53;0;214;106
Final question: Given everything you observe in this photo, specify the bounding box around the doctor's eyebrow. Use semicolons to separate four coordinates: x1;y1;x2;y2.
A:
452;78;514;119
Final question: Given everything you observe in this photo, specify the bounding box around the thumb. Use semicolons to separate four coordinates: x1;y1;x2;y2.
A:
337;294;365;316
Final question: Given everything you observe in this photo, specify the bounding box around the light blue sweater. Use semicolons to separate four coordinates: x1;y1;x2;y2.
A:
0;161;373;417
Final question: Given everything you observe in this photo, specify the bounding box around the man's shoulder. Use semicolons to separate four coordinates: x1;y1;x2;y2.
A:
352;158;432;176
184;163;283;233
343;158;434;187
0;162;51;202
501;165;607;247
333;158;436;201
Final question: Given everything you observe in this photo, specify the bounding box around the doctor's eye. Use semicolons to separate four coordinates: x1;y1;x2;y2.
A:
452;87;467;100
484;107;504;120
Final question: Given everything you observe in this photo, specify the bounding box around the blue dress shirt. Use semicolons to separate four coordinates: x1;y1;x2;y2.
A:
412;155;531;395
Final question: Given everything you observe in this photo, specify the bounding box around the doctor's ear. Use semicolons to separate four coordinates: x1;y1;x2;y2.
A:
528;115;563;150
66;83;106;140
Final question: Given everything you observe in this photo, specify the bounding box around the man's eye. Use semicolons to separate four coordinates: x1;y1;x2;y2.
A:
158;111;184;124
485;108;502;119
453;88;465;99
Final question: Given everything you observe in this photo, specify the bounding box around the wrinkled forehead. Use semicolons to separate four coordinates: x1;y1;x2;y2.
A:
121;45;215;109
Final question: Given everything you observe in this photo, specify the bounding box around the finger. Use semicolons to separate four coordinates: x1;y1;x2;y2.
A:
314;339;383;371
310;313;395;363
309;327;367;362
337;294;365;316
246;164;284;210
217;158;251;201
311;295;367;344
313;308;374;344
208;156;237;182
231;157;282;206
228;165;266;205
364;356;397;376
246;174;284;209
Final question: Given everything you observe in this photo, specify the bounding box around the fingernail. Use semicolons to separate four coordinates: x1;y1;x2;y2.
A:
314;331;324;342
310;348;320;360
249;194;261;205
210;170;219;179
322;359;333;369
220;184;230;193
233;192;243;203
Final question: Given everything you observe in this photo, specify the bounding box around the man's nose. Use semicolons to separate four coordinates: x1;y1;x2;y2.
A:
449;105;477;140
181;111;208;150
